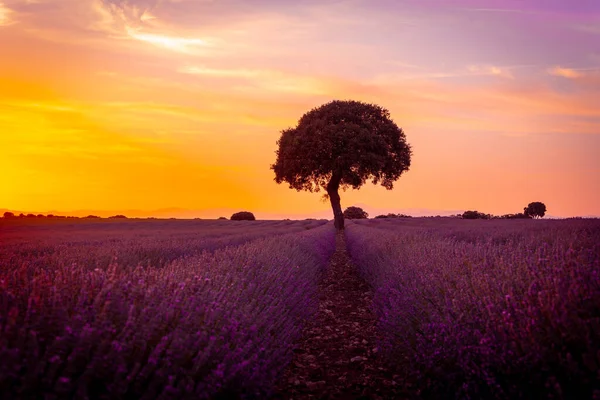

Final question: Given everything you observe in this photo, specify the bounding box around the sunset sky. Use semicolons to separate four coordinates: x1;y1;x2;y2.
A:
1;0;599;218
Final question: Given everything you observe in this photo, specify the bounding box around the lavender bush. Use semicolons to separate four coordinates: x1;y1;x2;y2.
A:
0;221;335;399
346;219;600;399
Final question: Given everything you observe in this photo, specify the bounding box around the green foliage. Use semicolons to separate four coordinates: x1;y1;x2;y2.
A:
230;211;256;221
271;100;412;193
524;202;547;219
343;206;369;219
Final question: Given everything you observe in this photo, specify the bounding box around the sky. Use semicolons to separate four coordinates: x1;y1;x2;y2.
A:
1;0;599;219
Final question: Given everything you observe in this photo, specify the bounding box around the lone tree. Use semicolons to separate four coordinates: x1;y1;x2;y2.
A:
271;100;412;230
524;202;547;219
343;206;369;219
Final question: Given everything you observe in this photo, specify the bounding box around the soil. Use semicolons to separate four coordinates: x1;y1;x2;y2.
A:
271;232;410;399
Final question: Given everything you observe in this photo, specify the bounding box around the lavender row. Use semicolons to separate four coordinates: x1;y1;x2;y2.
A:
345;219;600;399
0;219;328;272
0;223;336;399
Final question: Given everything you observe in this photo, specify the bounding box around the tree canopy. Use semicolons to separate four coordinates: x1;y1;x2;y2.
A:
524;202;547;219
230;211;256;221
272;100;412;229
343;206;369;220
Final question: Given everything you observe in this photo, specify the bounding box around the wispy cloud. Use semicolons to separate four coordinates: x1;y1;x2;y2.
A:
467;64;515;79
125;26;214;53
178;65;264;78
179;65;328;95
0;1;14;25
572;23;600;35
462;8;533;14
548;66;584;79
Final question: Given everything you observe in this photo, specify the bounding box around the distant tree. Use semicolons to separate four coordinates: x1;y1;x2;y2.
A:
218;217;228;220
47;214;55;218
18;213;25;218
343;206;369;220
85;215;101;219
36;214;45;218
3;212;15;219
230;211;256;221
375;214;390;219
397;214;412;218
26;214;36;218
497;213;531;220
271;100;412;230
524;202;547;219
462;210;491;220
109;215;128;219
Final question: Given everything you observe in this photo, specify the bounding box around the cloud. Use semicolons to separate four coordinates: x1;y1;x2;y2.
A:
179;65;263;78
0;1;14;25
461;8;533;14
547;66;584;79
125;25;214;53
547;66;600;87
467;64;514;79
179;65;328;95
572;23;600;35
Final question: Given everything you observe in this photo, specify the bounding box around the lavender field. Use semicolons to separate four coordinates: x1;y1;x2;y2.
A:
346;218;600;399
1;217;599;399
0;219;335;398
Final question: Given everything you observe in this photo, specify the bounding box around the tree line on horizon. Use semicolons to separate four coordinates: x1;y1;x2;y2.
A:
2;202;548;222
342;201;548;220
2;212;124;219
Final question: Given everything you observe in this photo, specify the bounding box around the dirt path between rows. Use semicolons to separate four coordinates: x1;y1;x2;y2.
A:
271;232;409;399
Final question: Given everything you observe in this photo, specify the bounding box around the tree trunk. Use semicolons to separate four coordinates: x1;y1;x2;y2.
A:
327;176;344;230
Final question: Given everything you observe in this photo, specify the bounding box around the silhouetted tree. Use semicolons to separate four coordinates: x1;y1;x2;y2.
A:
85;215;101;219
109;215;128;219
26;214;36;218
343;206;369;219
218;217;228;220
462;210;491;220
524;202;547;219
18;213;25;218
230;211;256;221
3;212;15;219
36;214;45;218
271;100;412;230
